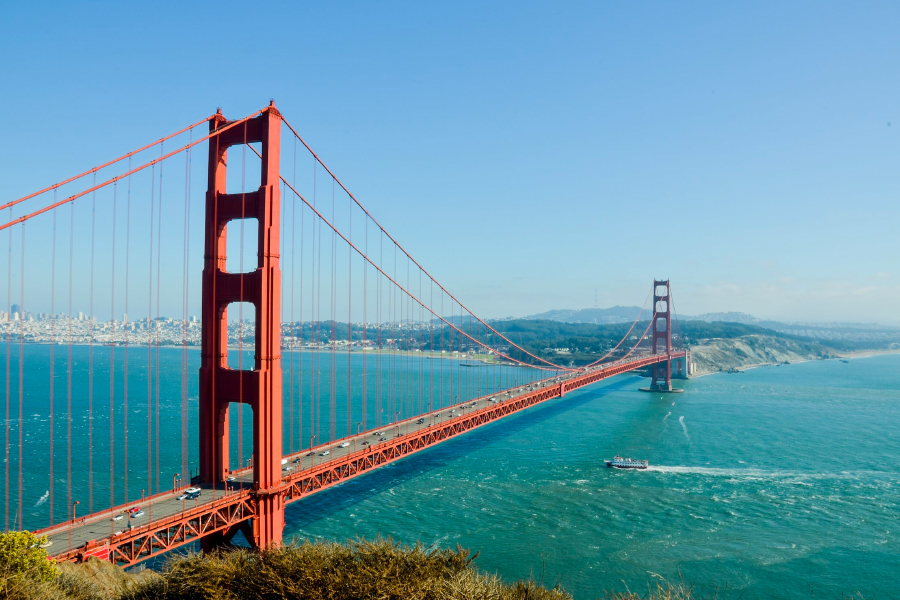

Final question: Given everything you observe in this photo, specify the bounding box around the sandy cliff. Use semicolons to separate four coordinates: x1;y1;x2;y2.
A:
690;335;838;376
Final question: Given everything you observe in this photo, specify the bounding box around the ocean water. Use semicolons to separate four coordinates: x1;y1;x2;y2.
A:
283;355;900;599
2;344;898;598
0;344;543;529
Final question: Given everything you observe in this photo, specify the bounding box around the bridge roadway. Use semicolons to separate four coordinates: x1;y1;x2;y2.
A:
40;351;686;565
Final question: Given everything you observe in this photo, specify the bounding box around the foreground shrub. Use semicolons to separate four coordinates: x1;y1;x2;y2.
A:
0;531;60;596
123;538;570;600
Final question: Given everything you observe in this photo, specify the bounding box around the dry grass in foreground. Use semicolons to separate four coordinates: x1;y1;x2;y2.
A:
8;538;571;600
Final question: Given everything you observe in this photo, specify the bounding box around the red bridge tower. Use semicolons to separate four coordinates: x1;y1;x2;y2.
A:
640;279;684;393
199;103;284;549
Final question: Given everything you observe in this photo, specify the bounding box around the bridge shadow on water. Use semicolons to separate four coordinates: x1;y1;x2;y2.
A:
283;376;638;533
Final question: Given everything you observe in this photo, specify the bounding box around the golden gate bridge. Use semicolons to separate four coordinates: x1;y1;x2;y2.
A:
0;102;689;565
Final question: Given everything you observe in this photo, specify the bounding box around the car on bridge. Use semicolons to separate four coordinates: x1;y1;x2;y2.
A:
179;487;202;501
337;442;350;448
319;450;330;456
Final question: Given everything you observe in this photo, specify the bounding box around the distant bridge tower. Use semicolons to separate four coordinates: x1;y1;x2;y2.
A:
651;279;672;391
199;102;284;549
640;279;684;393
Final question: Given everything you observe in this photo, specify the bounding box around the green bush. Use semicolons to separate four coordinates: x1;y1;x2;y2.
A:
0;531;59;595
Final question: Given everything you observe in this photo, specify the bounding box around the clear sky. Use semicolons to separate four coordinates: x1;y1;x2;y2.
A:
1;1;897;324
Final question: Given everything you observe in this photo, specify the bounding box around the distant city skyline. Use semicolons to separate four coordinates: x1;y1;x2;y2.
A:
2;2;897;324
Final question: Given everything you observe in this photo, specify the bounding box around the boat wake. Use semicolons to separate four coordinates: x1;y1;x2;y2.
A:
679;416;690;442
645;466;897;481
34;490;49;508
662;412;671;422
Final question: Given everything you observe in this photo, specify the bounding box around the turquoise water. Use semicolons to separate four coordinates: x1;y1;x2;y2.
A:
2;344;898;598
0;344;543;529
283;355;900;599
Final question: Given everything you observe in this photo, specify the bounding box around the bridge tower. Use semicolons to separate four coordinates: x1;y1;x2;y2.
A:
199;103;284;549
638;279;684;393
651;279;672;391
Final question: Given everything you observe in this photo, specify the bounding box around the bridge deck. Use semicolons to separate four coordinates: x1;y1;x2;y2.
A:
42;352;685;565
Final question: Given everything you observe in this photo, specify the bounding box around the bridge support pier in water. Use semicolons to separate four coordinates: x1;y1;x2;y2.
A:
199;103;285;550
640;279;685;394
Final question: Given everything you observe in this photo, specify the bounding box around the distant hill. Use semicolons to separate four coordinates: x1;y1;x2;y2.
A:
520;306;643;325
690;311;760;324
513;307;900;350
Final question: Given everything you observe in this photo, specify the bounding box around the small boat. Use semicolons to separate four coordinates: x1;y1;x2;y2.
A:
605;455;649;470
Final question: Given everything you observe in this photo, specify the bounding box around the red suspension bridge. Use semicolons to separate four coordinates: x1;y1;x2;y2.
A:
0;103;689;565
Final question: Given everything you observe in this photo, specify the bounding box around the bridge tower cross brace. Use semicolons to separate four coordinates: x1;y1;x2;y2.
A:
651;279;672;392
199;103;284;549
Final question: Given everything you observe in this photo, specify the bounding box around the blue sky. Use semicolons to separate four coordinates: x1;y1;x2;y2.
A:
1;1;897;324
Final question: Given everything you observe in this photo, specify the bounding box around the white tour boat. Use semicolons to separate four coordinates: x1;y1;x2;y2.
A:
605;455;649;470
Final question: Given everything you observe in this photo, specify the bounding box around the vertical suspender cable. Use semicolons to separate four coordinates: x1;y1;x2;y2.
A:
4;207;10;531
300;144;312;449
289;144;296;455
182;134;192;480
420;271;425;415
180;147;189;485
110;183;118;508
448;300;453;408
376;231;381;429
49;200;56;525
155;146;164;494
66;196;74;531
362;217;367;432
88;177;96;515
17;224;25;529
124;160;132;505
428;279;433;414
315;164;322;446
347;192;352;439
147;164;155;501
311;164;317;447
329;179;336;444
